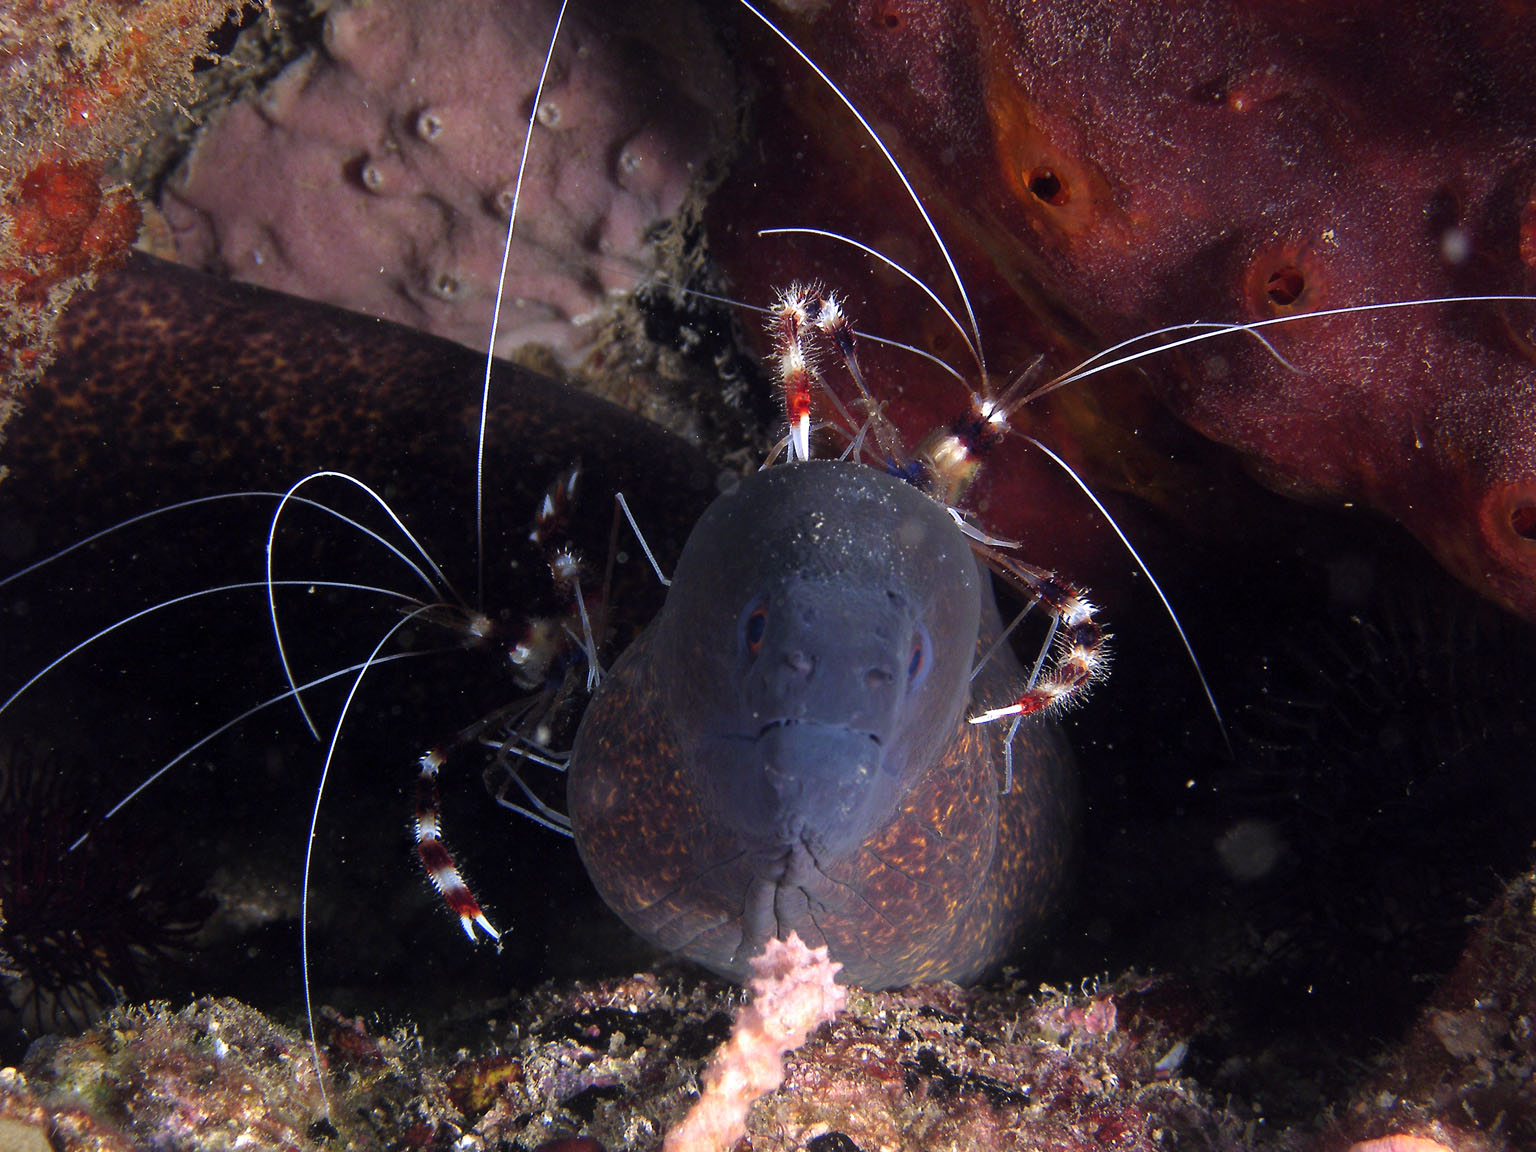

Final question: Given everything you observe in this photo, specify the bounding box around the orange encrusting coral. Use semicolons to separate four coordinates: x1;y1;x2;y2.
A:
0;0;234;444
0;160;141;304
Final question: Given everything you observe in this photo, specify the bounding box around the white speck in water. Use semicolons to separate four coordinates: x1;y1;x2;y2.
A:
1440;226;1471;265
1216;818;1285;882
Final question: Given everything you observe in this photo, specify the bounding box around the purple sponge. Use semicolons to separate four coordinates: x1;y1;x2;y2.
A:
160;0;733;367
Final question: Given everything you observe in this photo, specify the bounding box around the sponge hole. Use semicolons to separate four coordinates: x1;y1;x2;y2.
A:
1026;167;1069;207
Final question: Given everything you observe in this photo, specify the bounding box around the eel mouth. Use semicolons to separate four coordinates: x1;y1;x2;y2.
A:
755;716;883;748
746;720;890;858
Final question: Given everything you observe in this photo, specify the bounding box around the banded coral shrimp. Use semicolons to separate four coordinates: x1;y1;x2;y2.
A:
726;0;1536;1109
0;0;758;1054
717;0;1536;616
703;1;1536;1112
0;256;724;1035
1;0;1535;1137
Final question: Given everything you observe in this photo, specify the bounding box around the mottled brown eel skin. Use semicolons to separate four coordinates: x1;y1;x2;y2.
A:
0;254;716;581
0;255;1075;990
572;460;1077;988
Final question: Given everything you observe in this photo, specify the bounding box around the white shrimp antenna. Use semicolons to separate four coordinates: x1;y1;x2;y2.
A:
761;226;984;381
477;0;572;612
1026;294;1536;404
735;0;987;381
268;471;460;739
1024;436;1233;756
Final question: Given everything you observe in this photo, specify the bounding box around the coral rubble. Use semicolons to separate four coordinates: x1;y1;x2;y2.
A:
1323;873;1536;1152
0;970;1238;1151
7;868;1534;1150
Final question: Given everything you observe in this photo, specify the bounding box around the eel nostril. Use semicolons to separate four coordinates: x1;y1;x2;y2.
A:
784;650;814;677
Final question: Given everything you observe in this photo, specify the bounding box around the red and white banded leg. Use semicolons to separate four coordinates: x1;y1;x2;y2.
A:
970;563;1111;725
416;746;500;942
412;464;596;943
769;283;903;464
966;563;1110;795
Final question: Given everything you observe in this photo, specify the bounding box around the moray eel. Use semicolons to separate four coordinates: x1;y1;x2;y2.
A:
4;257;1076;993
1;254;715;569
570;459;1077;988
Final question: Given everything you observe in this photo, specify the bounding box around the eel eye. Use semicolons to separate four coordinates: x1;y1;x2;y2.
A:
743;603;768;656
906;624;931;691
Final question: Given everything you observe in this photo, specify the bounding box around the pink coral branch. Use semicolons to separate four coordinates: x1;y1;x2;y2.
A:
663;933;846;1152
